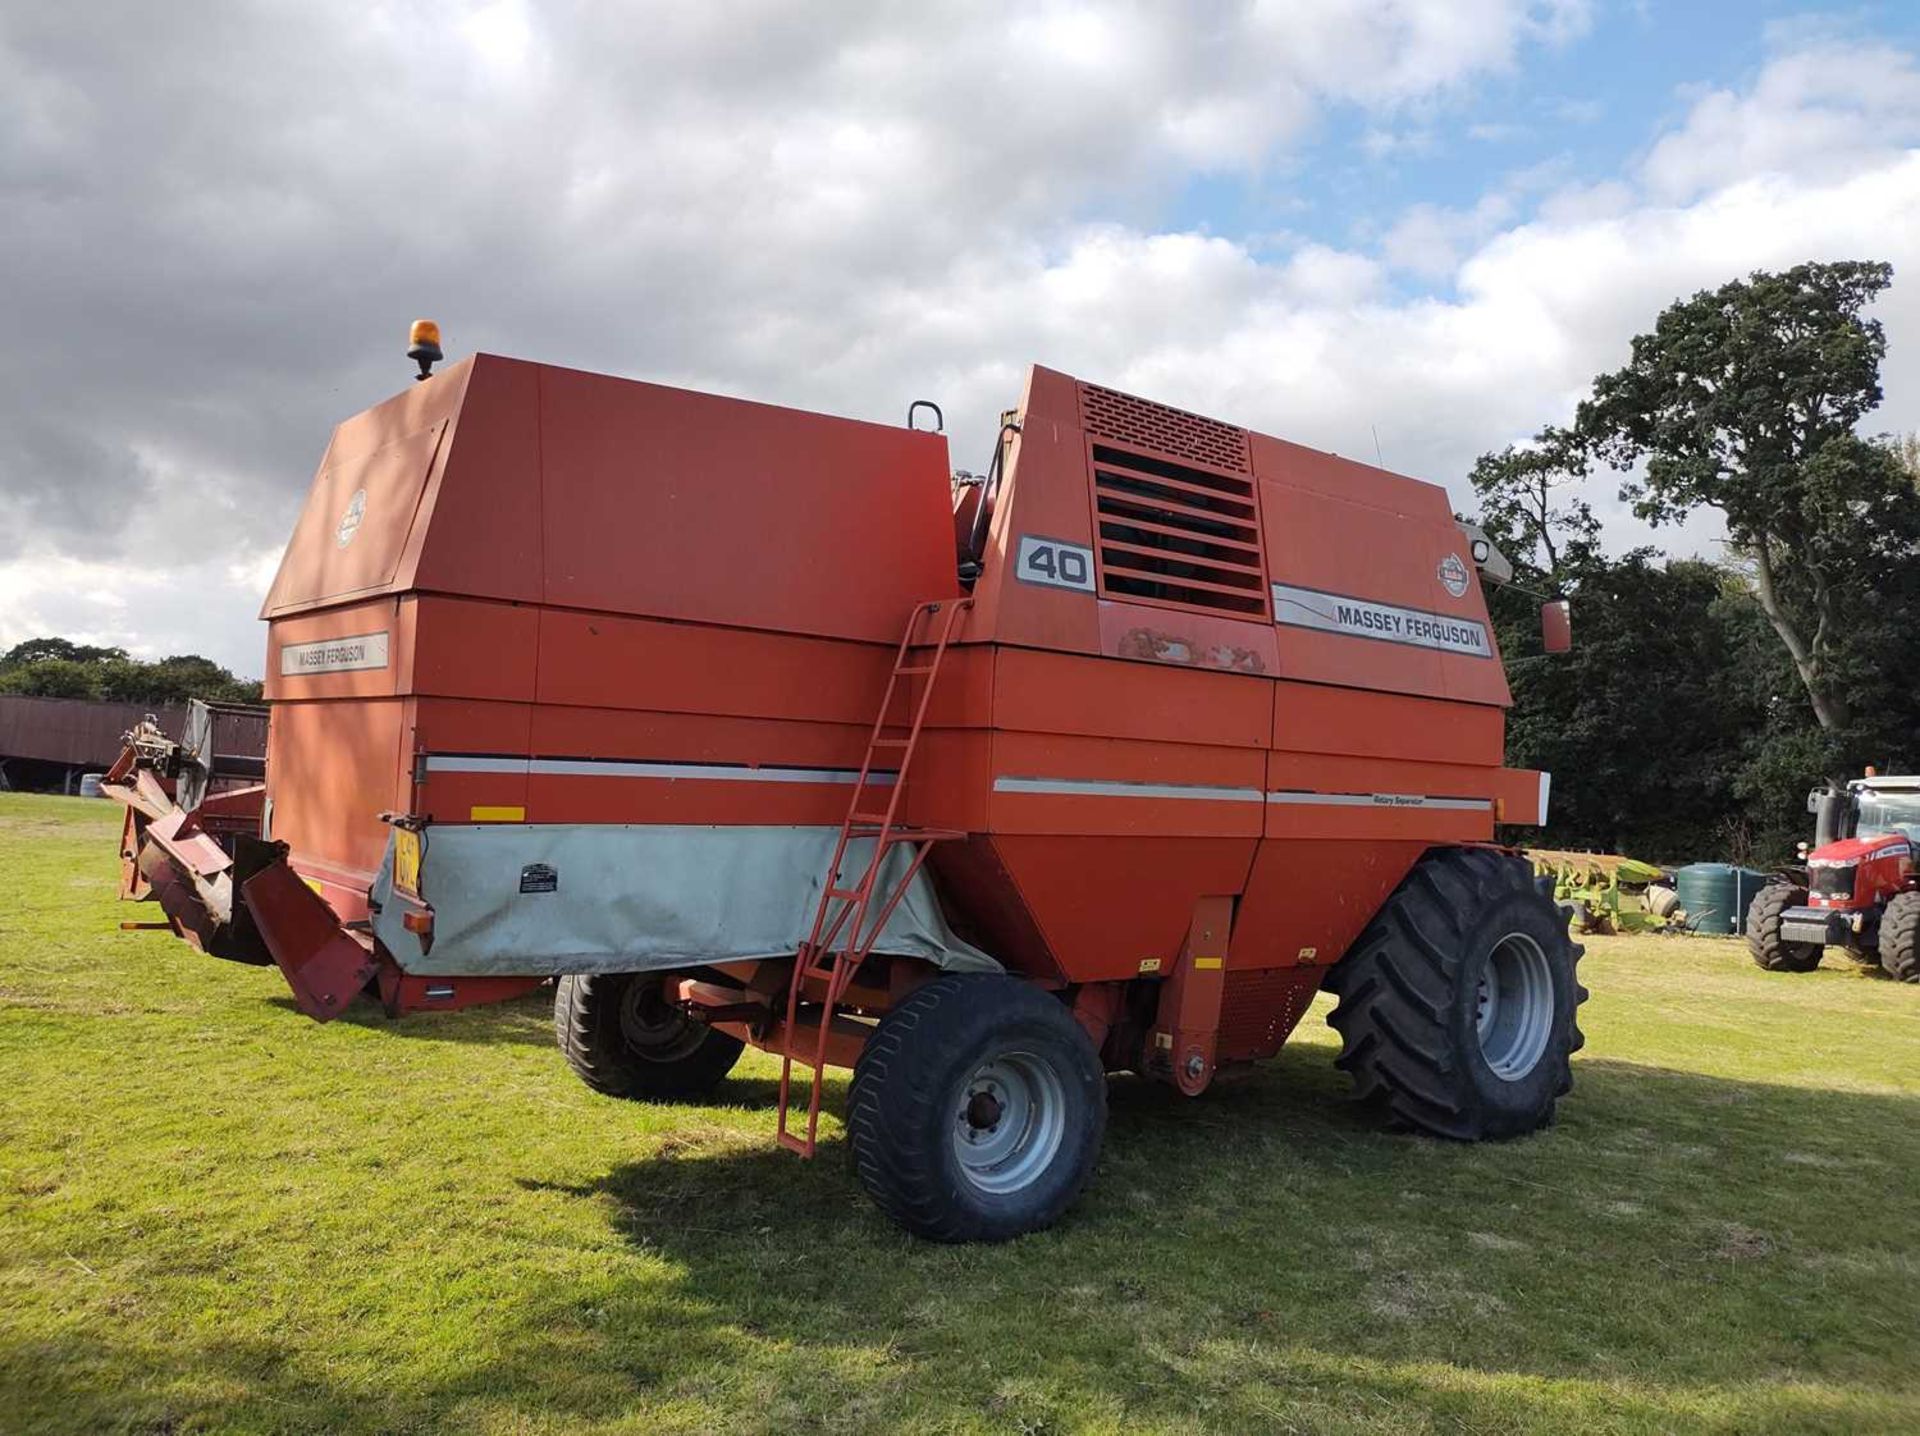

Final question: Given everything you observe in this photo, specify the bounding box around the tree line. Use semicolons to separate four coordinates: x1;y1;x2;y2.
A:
0;638;262;706
1476;260;1920;866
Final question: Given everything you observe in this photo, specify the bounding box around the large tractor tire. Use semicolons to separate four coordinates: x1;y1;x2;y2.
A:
1325;847;1586;1141
553;972;745;1099
1879;891;1920;983
847;974;1107;1243
1746;883;1823;973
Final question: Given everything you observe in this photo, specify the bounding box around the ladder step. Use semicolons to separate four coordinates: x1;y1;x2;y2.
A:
847;825;967;844
776;595;972;1166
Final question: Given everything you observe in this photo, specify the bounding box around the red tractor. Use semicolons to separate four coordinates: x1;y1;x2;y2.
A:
1748;774;1920;980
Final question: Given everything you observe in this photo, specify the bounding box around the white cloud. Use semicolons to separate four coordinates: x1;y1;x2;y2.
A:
0;549;278;672
2;4;1916;676
1641;40;1920;202
1381;194;1518;279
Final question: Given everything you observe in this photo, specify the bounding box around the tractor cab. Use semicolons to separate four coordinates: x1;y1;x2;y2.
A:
1749;773;1920;981
1804;776;1920;913
1852;780;1920;844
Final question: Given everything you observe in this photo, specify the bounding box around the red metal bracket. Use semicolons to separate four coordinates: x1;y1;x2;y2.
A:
1152;895;1233;1096
241;860;379;1021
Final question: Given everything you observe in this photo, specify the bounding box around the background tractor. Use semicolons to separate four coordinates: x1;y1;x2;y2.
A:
1747;774;1920;980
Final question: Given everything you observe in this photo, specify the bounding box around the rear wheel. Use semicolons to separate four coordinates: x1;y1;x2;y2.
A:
1746;883;1822;973
1325;848;1586;1140
847;975;1106;1242
1879;892;1920;983
553;972;745;1099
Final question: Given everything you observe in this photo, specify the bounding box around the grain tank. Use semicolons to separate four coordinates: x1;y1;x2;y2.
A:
113;346;1584;1240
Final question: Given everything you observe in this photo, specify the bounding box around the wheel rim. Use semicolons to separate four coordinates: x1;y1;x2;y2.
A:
951;1051;1068;1195
618;977;707;1063
1473;933;1555;1081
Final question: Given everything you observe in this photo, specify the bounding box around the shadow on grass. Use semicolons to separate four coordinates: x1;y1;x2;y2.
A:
13;1051;1919;1434
515;1052;1920;1429
263;987;560;1047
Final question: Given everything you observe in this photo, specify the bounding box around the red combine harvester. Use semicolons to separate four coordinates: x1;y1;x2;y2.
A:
1748;773;1920;980
109;337;1584;1240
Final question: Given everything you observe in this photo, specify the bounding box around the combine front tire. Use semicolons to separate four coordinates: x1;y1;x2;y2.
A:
1326;848;1585;1141
1879;892;1920;983
553;972;745;1099
1746;884;1823;973
847;975;1107;1243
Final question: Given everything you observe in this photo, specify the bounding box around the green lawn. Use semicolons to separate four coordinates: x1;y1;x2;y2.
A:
2;792;1917;1435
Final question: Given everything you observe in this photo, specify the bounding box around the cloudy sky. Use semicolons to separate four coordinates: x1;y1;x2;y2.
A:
5;1;1919;677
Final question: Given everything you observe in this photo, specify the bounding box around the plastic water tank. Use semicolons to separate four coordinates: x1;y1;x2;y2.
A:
77;772;106;799
1675;863;1772;936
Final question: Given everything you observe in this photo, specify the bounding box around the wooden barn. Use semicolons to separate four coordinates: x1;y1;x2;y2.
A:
0;696;264;793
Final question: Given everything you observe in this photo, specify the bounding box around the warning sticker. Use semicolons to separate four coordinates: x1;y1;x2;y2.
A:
1271;584;1491;658
279;631;390;675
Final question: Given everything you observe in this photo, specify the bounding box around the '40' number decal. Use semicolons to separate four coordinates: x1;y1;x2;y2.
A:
1015;535;1095;592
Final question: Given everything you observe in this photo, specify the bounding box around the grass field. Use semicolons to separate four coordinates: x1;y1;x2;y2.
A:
2;792;1918;1434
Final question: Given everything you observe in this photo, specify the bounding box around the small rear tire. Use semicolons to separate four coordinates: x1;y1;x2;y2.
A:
847;975;1107;1243
554;972;745;1100
1325;847;1586;1141
1879;892;1920;983
1746;883;1823;973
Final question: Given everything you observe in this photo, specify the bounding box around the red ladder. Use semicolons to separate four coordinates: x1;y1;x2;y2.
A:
775;597;973;1156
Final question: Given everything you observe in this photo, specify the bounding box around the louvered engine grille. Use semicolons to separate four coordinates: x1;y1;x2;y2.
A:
1810;864;1856;899
1081;383;1251;473
1091;443;1269;618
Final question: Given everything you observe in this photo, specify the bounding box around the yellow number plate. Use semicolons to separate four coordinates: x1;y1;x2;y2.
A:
393;828;422;896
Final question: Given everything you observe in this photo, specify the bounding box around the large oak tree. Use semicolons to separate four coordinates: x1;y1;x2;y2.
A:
1574;261;1917;732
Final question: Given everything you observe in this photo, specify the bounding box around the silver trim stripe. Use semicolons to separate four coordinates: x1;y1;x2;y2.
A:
993;775;1262;803
995;775;1491;810
426;756;1489;811
1266;790;1492;812
424;756;894;786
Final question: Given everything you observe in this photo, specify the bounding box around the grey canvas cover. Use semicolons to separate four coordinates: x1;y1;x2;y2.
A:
367;823;999;977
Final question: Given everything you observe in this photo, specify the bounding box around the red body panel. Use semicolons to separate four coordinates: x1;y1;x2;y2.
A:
246;355;1543;1056
1807;833;1915;911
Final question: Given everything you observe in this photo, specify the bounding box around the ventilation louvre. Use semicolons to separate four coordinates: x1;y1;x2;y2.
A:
1090;443;1270;619
1081;383;1251;473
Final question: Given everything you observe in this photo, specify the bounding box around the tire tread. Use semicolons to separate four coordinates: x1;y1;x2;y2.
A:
553;973;744;1100
1880;891;1920;982
1746;883;1823;973
1326;847;1584;1141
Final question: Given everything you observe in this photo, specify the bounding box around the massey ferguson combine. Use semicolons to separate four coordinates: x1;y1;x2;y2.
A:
108;333;1584;1240
1748;774;1920;980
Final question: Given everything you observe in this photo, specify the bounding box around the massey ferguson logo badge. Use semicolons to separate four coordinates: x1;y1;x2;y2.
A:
335;488;367;548
1437;552;1470;598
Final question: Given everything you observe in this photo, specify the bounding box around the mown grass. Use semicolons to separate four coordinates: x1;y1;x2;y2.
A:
2;791;1917;1434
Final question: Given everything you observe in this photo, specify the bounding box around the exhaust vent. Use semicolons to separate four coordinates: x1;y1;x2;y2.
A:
1090;444;1269;619
1081;383;1250;473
